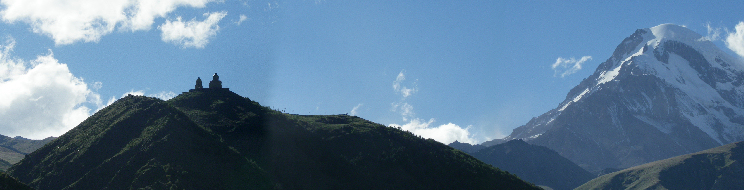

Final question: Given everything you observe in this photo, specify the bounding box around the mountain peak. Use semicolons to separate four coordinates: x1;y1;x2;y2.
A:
471;139;595;190
649;24;702;42
506;24;744;173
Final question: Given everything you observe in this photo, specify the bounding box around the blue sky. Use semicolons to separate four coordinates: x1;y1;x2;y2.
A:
2;1;744;143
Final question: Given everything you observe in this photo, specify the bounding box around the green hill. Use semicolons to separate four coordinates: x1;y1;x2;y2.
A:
8;95;270;189
576;141;744;190
8;90;540;190
470;140;594;190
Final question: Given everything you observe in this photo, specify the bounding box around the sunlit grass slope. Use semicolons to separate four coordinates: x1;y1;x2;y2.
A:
576;141;744;190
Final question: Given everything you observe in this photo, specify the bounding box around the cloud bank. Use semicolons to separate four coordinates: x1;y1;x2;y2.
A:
103;90;177;109
389;119;475;144
725;22;744;58
0;38;100;139
0;0;218;46
388;70;477;144
551;56;592;78
159;11;226;48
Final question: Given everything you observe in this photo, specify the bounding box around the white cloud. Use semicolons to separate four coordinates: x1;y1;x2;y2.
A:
726;22;744;58
350;103;363;116
104;90;143;108
0;38;100;139
151;91;177;100
387;69;477;144
400;103;413;121
0;39;23;79
103;90;177;109
390;102;415;121
265;2;279;11
551;56;592;78
0;0;216;45
126;90;146;96
159;11;226;48
236;14;248;25
389;118;476;144
701;22;722;41
392;70;417;98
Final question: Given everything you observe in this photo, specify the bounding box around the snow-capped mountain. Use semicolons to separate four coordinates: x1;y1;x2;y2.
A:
505;24;744;173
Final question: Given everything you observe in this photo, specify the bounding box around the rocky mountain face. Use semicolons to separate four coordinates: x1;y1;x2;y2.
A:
577;141;744;190
470;140;594;190
506;24;744;173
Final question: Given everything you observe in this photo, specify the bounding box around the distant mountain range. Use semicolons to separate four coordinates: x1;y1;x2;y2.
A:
7;90;539;189
448;140;486;153
577;141;744;189
501;24;744;173
450;140;593;190
0;136;55;171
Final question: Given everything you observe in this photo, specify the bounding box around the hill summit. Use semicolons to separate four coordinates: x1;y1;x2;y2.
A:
505;24;744;173
9;76;539;189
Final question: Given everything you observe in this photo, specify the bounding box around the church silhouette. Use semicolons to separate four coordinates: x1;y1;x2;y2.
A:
189;73;229;92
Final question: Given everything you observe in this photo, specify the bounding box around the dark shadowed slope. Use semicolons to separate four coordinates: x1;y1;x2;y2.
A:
0;171;32;190
9;90;540;190
8;95;271;190
470;140;594;190
167;90;540;190
577;141;744;190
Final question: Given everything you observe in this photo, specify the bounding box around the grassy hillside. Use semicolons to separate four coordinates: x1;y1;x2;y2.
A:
8;90;540;190
8;95;271;190
576;141;744;190
168;90;540;189
470;139;594;190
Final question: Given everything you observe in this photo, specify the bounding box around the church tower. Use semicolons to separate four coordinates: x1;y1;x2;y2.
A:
187;73;229;93
209;73;222;89
195;77;203;89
